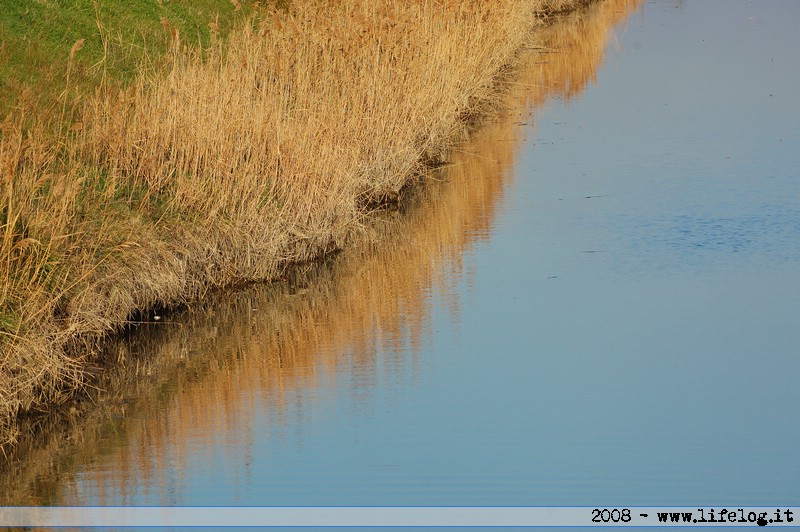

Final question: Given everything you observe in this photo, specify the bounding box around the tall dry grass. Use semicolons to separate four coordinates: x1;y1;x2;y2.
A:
0;0;542;453
0;0;642;499
0;0;642;455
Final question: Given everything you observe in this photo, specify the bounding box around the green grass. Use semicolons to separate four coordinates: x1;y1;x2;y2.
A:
0;0;274;118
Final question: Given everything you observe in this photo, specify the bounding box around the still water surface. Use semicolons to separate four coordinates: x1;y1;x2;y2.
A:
4;0;799;511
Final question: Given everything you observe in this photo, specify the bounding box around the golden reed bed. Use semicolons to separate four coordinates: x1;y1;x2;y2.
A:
0;0;638;457
0;0;641;496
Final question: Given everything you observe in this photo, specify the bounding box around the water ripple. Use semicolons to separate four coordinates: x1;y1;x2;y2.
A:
610;203;800;272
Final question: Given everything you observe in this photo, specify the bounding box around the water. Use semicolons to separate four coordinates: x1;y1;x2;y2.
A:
2;0;798;515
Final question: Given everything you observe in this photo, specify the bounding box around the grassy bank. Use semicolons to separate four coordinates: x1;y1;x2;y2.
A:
0;0;281;117
0;0;643;494
1;0;586;454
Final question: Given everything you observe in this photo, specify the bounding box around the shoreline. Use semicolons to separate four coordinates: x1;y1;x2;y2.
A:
1;0;601;456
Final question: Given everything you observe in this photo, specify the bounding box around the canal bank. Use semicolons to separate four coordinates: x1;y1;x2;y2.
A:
1;0;642;499
1;0;609;456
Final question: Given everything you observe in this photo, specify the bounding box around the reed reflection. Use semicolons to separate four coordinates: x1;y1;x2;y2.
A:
0;0;641;506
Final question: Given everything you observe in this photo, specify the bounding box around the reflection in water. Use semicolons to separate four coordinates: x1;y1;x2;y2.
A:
0;0;641;506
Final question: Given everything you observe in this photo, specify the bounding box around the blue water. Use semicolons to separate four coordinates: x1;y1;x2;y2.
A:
25;0;799;516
